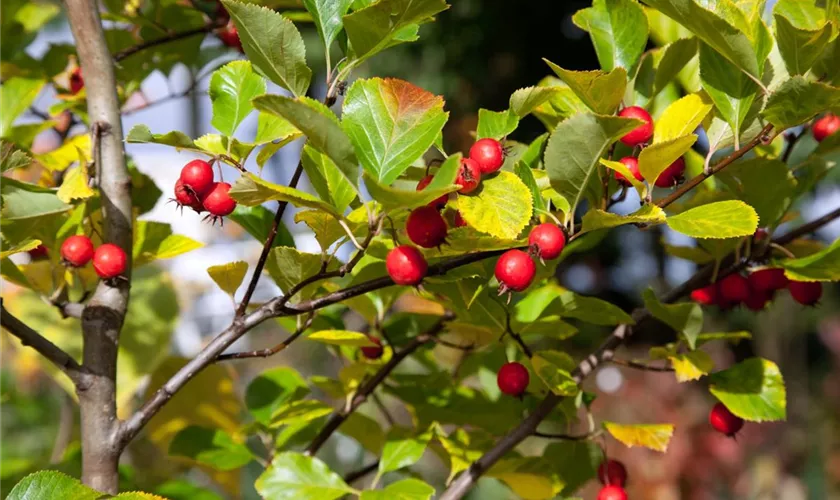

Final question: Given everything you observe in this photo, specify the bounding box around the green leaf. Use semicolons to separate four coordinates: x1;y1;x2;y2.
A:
542;441;601;495
0;178;71;221
169;425;253;471
599;158;646;199
360;479;435;500
229;204;295;249
762;76;840;131
342;78;448;184
666;200;758;239
378;427;432;476
246;367;310;425
366;173;459;213
637;134;697;187
207;261;248;298
125;124;199;151
531;350;579;396
642;288;703;349
487;456;563;500
306;329;377;346
543;61;627;114
265;247;337;301
531;78;590;130
654;93;712;143
774;4;833;76
456;171;533;240
603;422;674;452
253;95;359;191
514;284;634;326
437;428;494;483
580;204;666;234
544;113;642;219
269;400;334;427
222;0;311;96
255;452;356;500
255;112;301;145
779;237;840;281
7;470;99;500
341;412;386;453
209;60;265;136
514;161;546;213
343;0;449;63
716;158;796;227
653;37;698;97
133;221;203;267
0;141;32;172
229;173;340;217
0;239;41;260
696;331;751;345
670;351;714;382
476;108;519;140
301;145;356;213
709;357;786;422
0;77;44;138
572;0;648;72
509;86;564;118
303;0;353;50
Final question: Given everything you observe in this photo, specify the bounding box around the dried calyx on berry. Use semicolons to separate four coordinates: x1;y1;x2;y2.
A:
456;158;481;194
202;182;237;225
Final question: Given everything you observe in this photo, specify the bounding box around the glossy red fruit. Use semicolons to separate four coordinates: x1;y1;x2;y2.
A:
180;159;215;196
618;106;653;146
753;228;769;241
406;206;448;248
416;175;448;210
528;223;566;260
690;284;718;306
497;362;529;396
28;244;49;260
614;156;644;186
361;337;383;359
456;158;481;194
69;68;84;95
744;290;773;312
598;459;628;487
201;182;237;217
386;246;427;286
495;249;536;292
788;280;822;306
813;113;840;142
749;268;788;292
93;243;127;279
709;402;744;437
173;179;204;212
217;22;243;51
469;138;505;174
597;485;628;500
719;273;751;304
654;156;686;188
453;211;468;227
60;235;95;267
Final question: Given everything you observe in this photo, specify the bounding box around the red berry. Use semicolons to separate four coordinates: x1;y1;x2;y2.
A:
753;228;769;241
217;22;243;51
597;485;628;500
528;223;566;260
361;337;383;359
749;268;788;292
386;245;427;286
416;175;448;210
201;182;237;217
654;156;686;188
497;361;529;396
60;235;95;267
614;156;643;186
93;243;127;279
598;459;627;487
813;113;840;142
453;211;468;228
69;68;84;95
690;284;718;306
469;138;505;174
28;244;49;260
495;249;536;292
709;402;744;437
173;179;204;212
744;290;773;311
788;280;822;306
180;159;215;197
718;273;751;304
456;158;481;194
406;206;448;248
618;106;653;146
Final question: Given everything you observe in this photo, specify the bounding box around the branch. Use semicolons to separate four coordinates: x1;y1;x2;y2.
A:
532;430;598;440
113;22;222;62
610;358;674;372
305;313;453;456
215;313;314;361
344;461;379;484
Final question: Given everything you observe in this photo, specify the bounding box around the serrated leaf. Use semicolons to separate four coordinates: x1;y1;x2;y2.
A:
532;78;590;130
269;400;334;427
303;0;353;50
654;93;712;143
295;209;349;251
637;134;696;186
709;357;786;422
509;87;563;117
599;158;647;199
133;221;203;267
342;78;448;184
666;200;758;239
0;77;45;138
1;178;71;220
360;479;435;500
246;367;310;425
378;427;432;477
306;330;377;346
779;237;840;282
669;351;714;382
169;425;253;471
194;134;255;162
1;142;32;172
7;470;99;500
222;0;311;96
476;108;519;140
543;61;626;114
229;173;340;217
762;76;840;131
56;165;94;203
642;288;703;349
300;145;356;213
456;171;532;240
229;204;295;249
209;60;265;136
774;5;833;76
365;172;458;213
580;204;666;234
265;247;337;301
531;350;579;396
255;452;355;500
255;112;300;145
207;261;248;297
604;422;673;452
125;124;198;151
572;0;648;72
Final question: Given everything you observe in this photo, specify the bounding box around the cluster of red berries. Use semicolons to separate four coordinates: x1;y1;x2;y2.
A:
455;138;506;194
691;268;821;311
813;113;840;142
60;235;127;280
171;159;237;224
495;223;566;295
613;106;686;188
596;459;628;500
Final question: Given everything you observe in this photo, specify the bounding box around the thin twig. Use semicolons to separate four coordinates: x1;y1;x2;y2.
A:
215;314;314;362
610;358;674;372
371;392;397;426
532;430;600;440
344;461;379;483
113;22;223;62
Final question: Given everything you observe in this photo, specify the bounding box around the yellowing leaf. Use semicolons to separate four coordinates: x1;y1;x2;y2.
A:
654;93;713;143
457;171;533;239
780;237;840;281
207;261;248;297
0;239;41;259
543;61;627;114
56;165;94;203
229;173;340;217
666;200;758;239
600;158;646;199
35;134;90;172
603;422;674;452
133;221;204;267
638;134;697;186
579;205;666;234
306;330;376;346
669;351;714;382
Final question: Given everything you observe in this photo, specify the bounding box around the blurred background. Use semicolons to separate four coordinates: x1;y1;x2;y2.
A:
3;0;840;499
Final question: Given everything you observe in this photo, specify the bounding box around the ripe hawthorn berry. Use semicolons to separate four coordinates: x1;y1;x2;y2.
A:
180;159;215;197
28;244;48;260
173;179;204;213
813;113;840;142
201;182;237;223
690;284;718;306
753;228;769;242
528;223;566;261
497;361;529;396
718;273;751;304
406;206;448;248
744;290;772;312
749;268;788;292
788;280;822;306
469;138;505;174
416;175;448;210
456;158;481;194
386;245;427;286
61;235;95;267
597;485;628;500
69;68;84;95
614;156;643;186
93;243;127;279
654;156;686;188
709;402;744;437
495;249;536;293
598;459;628;487
217;22;243;51
618;106;653;147
361;337;383;359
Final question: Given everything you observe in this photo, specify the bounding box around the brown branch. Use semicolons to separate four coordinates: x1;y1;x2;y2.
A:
215;314;314;361
610;358;674;372
532;430;597;440
344;461;379;483
113;22;222;62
